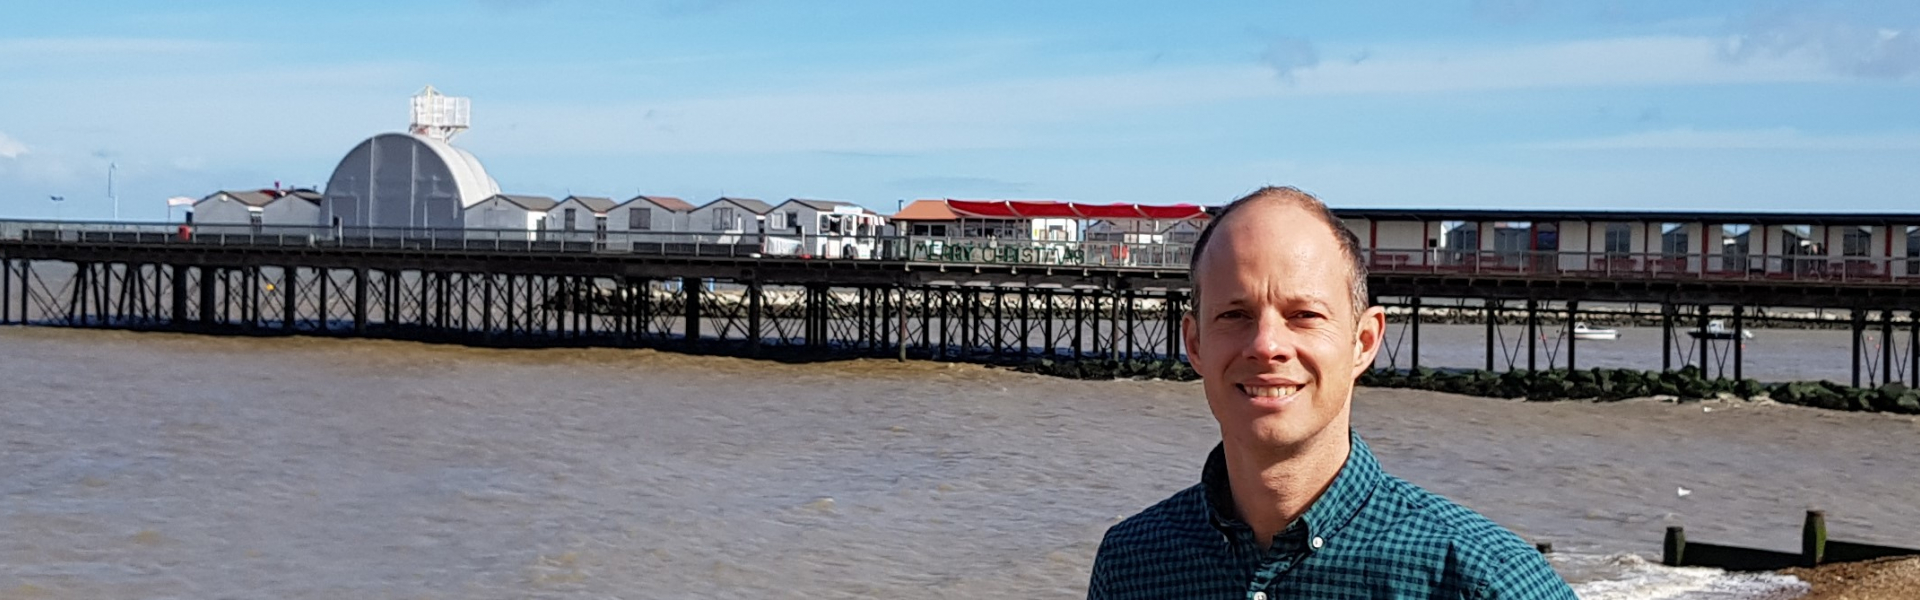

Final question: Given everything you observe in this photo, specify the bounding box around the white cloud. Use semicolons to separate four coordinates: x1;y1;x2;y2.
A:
1524;127;1920;151
1285;36;1838;94
0;132;27;159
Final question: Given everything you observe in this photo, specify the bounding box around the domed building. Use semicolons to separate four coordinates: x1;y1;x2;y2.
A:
320;86;500;229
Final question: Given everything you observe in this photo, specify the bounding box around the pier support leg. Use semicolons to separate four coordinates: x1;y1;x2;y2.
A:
67;262;86;325
920;287;932;357
283;268;298;331
1698;304;1711;375
1072;289;1085;358
1165;290;1183;361
1410;295;1421;372
1882;309;1894;387
198;266;216;329
1566;301;1578;372
938;287;950;358
1733;305;1744;381
482;273;495;341
1526;299;1538;372
2;257;11;325
1485;299;1497;372
683;277;701;350
170;264;186;327
1661;303;1673;372
0;255;9;325
1852;309;1865;388
318;268;331;332
354;268;369;335
1045;290;1057;357
748;279;763;356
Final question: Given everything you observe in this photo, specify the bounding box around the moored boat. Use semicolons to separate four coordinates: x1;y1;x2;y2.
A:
1688;319;1754;340
1571;322;1620;341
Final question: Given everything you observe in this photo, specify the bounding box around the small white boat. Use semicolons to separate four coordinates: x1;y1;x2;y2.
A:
1688;319;1754;340
1571;322;1619;341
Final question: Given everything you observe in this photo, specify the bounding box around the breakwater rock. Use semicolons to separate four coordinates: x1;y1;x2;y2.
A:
1013;359;1920;415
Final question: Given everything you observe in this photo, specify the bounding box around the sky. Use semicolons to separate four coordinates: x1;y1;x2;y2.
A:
1;0;1918;221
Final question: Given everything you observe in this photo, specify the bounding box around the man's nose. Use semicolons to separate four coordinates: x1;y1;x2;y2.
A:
1245;313;1295;363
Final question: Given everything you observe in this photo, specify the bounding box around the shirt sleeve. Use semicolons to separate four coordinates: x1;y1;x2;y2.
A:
1474;547;1579;600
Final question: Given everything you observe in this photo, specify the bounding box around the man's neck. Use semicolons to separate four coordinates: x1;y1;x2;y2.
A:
1221;429;1352;551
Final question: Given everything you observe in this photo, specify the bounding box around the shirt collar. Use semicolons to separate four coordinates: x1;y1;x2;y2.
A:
1201;431;1385;551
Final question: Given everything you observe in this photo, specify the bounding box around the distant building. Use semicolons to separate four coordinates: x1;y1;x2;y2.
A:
689;197;774;234
319;86;501;229
764;198;887;258
545;195;617;240
609;195;695;233
192;188;322;231
464;194;557;240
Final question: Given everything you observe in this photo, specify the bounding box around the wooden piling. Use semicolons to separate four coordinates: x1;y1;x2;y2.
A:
1804;510;1827;568
1664;526;1686;567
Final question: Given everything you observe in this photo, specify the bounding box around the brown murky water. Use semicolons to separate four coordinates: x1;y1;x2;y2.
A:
3;327;1918;598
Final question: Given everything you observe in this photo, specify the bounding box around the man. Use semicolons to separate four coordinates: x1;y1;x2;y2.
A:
1087;187;1575;599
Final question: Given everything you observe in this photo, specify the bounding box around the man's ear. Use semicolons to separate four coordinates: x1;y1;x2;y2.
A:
1352;305;1386;373
1182;311;1203;373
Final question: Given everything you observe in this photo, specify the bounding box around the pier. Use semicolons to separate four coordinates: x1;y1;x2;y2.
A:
6;208;1920;388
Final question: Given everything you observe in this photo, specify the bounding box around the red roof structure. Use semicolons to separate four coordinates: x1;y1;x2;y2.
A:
938;199;1207;220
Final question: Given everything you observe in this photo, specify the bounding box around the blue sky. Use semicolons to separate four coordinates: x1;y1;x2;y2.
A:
2;0;1917;220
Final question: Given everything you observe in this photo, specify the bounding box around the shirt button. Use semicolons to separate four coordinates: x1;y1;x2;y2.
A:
1253;592;1268;600
1311;536;1325;549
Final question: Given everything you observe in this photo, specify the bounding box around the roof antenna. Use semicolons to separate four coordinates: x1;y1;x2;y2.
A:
409;85;471;141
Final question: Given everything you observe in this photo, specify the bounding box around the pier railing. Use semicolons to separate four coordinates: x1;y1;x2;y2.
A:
1363;247;1920;284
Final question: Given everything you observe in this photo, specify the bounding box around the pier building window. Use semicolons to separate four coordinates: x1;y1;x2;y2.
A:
785;211;800;232
769;212;785;230
1908;226;1918;275
1843;227;1871;257
1604;223;1632;256
629;208;651;231
563;208;577;232
1661;224;1688;256
1722;224;1752;272
713;207;735;231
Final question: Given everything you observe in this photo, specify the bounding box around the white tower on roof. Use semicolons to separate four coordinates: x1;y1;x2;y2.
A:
409;85;471;141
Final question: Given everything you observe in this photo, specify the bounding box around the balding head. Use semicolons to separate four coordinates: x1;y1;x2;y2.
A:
1187;186;1369;321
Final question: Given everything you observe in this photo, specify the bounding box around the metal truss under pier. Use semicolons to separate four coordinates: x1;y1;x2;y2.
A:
0;253;1185;365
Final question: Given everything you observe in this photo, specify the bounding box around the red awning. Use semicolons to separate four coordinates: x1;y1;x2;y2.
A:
942;199;1208;220
1137;204;1207;219
1008;201;1078;217
945;200;1018;218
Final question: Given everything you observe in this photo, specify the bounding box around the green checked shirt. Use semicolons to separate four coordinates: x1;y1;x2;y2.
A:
1088;433;1576;599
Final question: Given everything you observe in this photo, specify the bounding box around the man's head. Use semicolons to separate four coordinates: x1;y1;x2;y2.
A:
1181;187;1385;456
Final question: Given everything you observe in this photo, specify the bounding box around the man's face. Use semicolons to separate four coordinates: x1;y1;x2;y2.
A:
1181;201;1385;454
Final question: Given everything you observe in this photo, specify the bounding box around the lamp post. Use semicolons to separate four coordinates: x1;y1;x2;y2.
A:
108;162;118;221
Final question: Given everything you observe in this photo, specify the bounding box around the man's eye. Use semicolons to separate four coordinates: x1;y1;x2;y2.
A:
1217;310;1248;320
1292;311;1324;320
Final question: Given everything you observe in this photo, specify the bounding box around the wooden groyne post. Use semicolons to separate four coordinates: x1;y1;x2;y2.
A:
1663;510;1918;571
